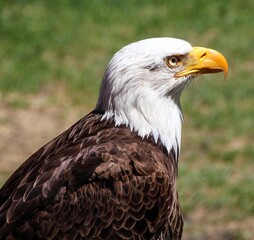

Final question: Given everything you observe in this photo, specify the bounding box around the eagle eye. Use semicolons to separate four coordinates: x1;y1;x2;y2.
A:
166;56;181;68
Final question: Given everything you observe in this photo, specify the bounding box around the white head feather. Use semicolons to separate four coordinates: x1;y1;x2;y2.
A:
97;37;194;158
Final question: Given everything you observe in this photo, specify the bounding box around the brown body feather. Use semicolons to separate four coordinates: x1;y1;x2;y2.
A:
0;111;183;240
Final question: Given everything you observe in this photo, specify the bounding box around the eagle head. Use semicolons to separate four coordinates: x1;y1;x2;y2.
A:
96;38;228;156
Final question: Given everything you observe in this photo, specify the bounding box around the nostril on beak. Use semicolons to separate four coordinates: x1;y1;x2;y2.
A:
200;52;207;59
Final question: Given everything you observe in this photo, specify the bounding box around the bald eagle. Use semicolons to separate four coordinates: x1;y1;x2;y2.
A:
0;38;228;240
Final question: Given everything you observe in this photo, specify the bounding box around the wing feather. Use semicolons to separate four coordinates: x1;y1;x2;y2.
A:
0;112;183;239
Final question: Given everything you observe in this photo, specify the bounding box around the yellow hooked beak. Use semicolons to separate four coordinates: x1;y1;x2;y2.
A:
175;47;228;79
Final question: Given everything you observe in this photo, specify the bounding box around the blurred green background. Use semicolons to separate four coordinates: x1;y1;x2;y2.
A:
0;0;253;239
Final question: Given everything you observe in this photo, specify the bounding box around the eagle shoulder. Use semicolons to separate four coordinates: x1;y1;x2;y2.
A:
0;112;182;239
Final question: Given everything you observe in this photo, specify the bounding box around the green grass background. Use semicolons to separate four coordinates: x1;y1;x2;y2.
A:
0;0;253;238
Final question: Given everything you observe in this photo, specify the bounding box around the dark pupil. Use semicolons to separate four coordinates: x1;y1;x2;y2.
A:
171;57;177;63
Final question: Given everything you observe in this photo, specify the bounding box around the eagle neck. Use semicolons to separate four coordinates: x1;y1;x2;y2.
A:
99;93;183;160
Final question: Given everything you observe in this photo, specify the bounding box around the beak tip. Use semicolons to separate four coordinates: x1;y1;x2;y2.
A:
224;71;228;80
